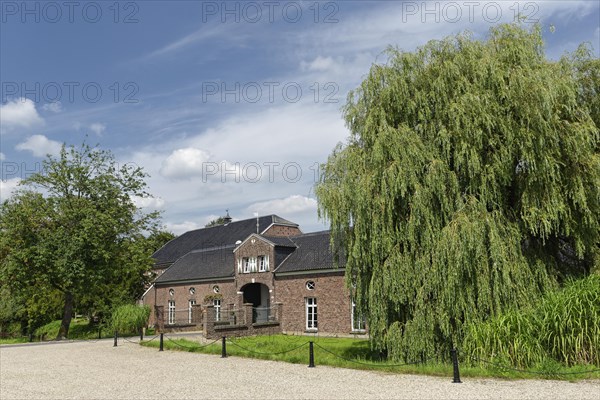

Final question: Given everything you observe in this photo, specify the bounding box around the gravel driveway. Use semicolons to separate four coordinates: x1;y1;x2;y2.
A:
1;339;598;400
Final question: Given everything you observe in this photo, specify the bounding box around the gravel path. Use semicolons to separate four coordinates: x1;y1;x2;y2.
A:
1;339;598;400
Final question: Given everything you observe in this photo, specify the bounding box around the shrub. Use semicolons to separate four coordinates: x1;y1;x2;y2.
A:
464;275;600;368
0;322;23;338
110;304;150;335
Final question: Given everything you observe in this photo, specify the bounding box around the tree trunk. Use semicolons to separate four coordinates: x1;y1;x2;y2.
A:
57;292;74;340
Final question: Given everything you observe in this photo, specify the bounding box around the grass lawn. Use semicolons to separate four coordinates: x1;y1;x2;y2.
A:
140;334;600;381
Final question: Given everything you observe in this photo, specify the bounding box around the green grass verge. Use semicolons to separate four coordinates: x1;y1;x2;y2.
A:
140;334;600;381
0;337;30;345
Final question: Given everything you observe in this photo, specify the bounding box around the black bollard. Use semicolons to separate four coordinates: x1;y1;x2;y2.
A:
451;348;462;383
221;336;227;358
159;333;164;351
113;331;118;347
140;328;144;341
308;341;315;368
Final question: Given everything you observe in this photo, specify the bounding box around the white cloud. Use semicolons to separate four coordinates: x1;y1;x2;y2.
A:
118;102;346;233
145;24;234;59
164;220;204;235
0;178;21;202
89;123;106;136
16;135;62;157
0;99;44;133
247;195;318;215
132;196;165;210
301;56;337;72
159;147;212;179
187;103;346;164
42;101;63;113
72;122;107;135
0;152;5;161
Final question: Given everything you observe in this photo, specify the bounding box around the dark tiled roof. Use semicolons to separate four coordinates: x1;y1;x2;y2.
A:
155;246;235;284
262;236;297;247
274;246;297;268
275;231;345;273
153;215;298;266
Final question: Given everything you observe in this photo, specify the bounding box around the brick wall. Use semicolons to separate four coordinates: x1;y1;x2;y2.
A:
262;224;302;237
235;237;275;297
146;279;237;328
204;303;283;339
274;272;354;335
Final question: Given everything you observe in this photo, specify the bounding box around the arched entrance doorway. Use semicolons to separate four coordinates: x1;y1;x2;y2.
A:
241;283;270;323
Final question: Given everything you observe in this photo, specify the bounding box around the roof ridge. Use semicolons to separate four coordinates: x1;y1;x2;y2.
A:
184;214;276;233
261;235;298;247
291;230;331;238
187;245;236;254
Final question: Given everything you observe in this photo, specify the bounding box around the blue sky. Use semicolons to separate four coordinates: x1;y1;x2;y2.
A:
1;1;599;234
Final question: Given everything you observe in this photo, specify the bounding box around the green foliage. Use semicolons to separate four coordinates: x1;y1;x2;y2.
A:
203;293;223;304
0;286;24;335
465;275;600;368
110;304;150;334
144;230;176;254
0;143;161;338
205;217;227;228
0;322;23;338
33;318;107;340
316;23;600;361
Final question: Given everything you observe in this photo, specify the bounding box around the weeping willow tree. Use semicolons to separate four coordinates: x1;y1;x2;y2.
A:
316;24;600;361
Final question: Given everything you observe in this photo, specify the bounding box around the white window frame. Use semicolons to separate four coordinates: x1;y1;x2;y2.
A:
213;299;221;322
249;257;257;272
237;258;243;273
168;300;175;325
243;257;250;273
258;255;269;272
351;300;366;332
188;299;196;324
305;297;317;330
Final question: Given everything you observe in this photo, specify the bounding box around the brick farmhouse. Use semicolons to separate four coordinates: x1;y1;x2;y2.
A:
142;214;366;338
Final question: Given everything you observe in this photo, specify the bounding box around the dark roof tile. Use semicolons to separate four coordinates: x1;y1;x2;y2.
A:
275;231;345;273
153;215;297;266
155;246;235;284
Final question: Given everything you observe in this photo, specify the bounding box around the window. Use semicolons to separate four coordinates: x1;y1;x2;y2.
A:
168;300;175;325
189;287;195;295
242;257;257;273
351;300;366;332
306;298;317;330
305;281;315;290
169;288;175;296
258;255;269;272
213;299;221;322
188;299;196;323
213;285;220;294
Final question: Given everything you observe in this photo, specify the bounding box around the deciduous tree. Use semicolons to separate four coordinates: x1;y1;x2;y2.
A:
316;24;600;360
0;144;161;339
